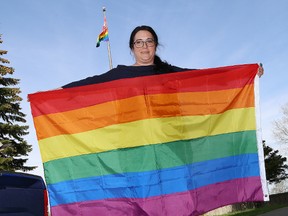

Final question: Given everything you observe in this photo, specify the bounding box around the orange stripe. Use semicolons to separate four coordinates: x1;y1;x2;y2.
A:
33;85;254;140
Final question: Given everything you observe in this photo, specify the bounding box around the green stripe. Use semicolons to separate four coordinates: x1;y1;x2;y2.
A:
44;130;257;185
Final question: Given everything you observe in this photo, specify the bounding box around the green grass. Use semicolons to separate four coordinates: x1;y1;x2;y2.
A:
223;204;288;216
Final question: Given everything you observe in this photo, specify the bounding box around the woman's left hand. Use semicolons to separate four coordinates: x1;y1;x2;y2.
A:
258;63;264;77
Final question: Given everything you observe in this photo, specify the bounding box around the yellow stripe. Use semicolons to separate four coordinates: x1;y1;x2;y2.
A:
39;108;256;163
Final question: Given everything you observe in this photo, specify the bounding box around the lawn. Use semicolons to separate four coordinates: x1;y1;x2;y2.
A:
223;204;288;216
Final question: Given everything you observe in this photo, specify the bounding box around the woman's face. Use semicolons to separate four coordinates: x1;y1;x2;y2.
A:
132;30;156;66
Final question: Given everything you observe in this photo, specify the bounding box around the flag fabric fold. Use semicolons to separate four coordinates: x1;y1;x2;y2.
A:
96;17;109;47
29;64;269;216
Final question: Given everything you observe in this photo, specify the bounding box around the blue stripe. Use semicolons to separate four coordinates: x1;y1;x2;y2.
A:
49;154;260;206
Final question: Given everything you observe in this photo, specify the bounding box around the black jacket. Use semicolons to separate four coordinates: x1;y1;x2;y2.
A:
62;65;189;88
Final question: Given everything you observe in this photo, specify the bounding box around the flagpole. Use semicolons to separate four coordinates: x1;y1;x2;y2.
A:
102;7;113;70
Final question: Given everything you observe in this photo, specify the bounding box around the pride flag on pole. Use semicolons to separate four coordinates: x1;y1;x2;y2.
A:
96;17;109;47
29;64;269;216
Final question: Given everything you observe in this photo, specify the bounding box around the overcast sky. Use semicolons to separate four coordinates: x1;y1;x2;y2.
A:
1;0;288;179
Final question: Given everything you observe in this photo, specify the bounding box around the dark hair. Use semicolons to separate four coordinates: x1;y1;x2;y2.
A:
129;25;172;73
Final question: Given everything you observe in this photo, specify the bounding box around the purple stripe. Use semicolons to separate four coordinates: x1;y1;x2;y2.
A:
51;177;264;216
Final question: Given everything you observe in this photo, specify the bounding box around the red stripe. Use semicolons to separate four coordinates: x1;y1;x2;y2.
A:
29;64;258;117
51;177;263;216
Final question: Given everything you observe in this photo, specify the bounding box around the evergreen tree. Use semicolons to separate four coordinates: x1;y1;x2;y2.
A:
264;140;288;184
0;34;35;171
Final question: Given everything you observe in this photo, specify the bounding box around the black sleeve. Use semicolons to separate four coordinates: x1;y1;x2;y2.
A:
62;65;196;88
62;68;119;88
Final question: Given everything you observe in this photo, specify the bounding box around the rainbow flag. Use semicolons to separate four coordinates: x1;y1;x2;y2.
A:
96;17;109;47
29;64;268;216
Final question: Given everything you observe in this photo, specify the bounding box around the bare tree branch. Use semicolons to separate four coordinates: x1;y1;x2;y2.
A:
273;103;288;144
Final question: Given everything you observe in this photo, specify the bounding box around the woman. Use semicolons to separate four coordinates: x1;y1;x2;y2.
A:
128;25;185;72
62;25;186;88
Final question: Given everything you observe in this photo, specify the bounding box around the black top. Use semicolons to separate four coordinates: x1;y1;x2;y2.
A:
62;65;189;88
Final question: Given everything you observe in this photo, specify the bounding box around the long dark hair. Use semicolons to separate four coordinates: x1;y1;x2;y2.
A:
129;25;172;73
